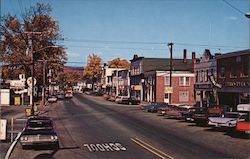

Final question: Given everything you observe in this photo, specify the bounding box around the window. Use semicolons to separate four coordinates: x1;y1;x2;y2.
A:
179;77;190;86
179;91;189;102
241;64;248;77
230;67;237;78
220;67;225;78
195;71;198;82
200;70;204;82
205;70;209;82
165;76;170;85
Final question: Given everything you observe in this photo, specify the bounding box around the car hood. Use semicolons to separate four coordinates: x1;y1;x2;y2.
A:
208;117;237;123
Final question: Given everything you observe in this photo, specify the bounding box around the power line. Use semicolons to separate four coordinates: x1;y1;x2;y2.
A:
61;38;248;49
222;0;246;15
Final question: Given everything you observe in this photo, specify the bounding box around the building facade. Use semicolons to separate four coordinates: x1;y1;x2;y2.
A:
130;50;195;102
144;71;195;104
194;49;221;107
217;49;250;110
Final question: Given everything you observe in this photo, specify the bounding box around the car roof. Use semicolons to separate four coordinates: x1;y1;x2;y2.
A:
28;116;52;121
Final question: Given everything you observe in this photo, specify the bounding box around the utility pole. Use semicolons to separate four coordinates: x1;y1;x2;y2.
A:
42;60;47;107
168;43;173;104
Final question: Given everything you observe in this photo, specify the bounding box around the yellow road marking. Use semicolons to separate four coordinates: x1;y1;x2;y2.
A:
131;138;167;159
135;138;174;159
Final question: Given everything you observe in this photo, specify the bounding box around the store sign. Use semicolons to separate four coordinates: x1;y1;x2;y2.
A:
164;87;173;93
225;81;250;87
131;85;141;91
0;119;7;140
10;80;25;89
194;84;212;89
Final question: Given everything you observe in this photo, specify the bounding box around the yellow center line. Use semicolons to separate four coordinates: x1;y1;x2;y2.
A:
131;138;167;159
135;138;174;159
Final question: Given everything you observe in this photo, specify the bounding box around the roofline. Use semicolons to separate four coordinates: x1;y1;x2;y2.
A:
216;49;250;59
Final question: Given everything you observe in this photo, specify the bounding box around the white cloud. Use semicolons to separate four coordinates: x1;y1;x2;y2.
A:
226;16;237;21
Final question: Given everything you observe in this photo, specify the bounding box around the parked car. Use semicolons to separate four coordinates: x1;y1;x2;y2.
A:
164;105;190;119
48;96;57;103
103;94;111;100
118;96;140;105
127;97;140;105
57;93;65;100
236;104;250;134
115;96;128;104
108;96;116;102
208;112;247;128
192;106;223;125
20;116;59;149
181;107;197;121
142;102;167;112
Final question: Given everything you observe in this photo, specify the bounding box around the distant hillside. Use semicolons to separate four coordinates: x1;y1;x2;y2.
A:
64;66;84;75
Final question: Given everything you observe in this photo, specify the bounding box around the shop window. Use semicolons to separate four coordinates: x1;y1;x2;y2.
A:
179;91;189;102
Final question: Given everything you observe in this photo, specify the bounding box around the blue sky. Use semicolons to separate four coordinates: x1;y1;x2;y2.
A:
2;0;249;66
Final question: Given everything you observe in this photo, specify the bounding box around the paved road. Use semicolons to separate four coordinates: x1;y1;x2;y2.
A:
9;94;250;159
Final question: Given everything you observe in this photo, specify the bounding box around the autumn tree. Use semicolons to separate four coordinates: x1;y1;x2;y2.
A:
83;54;102;90
108;58;130;69
0;3;67;87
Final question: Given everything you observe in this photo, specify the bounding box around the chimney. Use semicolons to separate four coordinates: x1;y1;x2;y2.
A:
192;52;196;71
183;49;187;63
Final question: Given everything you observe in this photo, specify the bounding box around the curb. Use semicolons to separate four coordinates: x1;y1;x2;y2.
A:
4;130;23;159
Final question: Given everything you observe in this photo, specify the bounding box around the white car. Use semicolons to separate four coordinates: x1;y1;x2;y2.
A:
48;96;57;103
208;112;247;128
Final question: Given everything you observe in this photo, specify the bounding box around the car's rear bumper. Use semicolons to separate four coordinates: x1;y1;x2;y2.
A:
20;140;59;149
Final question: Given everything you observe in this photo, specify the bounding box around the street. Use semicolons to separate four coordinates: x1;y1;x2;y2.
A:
6;94;250;159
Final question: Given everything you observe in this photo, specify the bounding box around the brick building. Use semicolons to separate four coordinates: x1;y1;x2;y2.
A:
144;69;195;104
217;49;250;110
141;50;196;104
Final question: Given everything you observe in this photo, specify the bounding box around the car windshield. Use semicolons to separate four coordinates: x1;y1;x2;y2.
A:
27;120;53;129
224;113;239;118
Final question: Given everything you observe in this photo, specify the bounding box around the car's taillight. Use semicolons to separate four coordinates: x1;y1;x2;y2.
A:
51;135;58;140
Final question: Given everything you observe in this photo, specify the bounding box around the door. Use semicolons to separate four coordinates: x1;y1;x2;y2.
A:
164;93;169;104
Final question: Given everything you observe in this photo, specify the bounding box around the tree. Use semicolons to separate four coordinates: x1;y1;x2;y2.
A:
108;58;130;69
0;3;67;87
83;54;102;90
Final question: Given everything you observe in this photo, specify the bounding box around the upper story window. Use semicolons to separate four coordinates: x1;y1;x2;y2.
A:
230;66;237;78
241;64;249;78
219;67;225;78
165;76;170;86
179;77;190;86
195;71;198;82
205;70;208;82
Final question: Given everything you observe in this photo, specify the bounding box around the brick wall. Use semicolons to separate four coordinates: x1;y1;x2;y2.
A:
156;76;165;102
155;75;195;104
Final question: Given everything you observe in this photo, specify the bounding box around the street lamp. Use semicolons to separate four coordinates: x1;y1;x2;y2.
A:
167;43;173;104
31;45;59;116
245;12;250;18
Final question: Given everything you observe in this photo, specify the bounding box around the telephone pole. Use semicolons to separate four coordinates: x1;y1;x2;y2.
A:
168;43;173;104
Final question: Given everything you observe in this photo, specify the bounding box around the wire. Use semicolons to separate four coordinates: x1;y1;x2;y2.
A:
221;0;246;15
61;38;248;49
